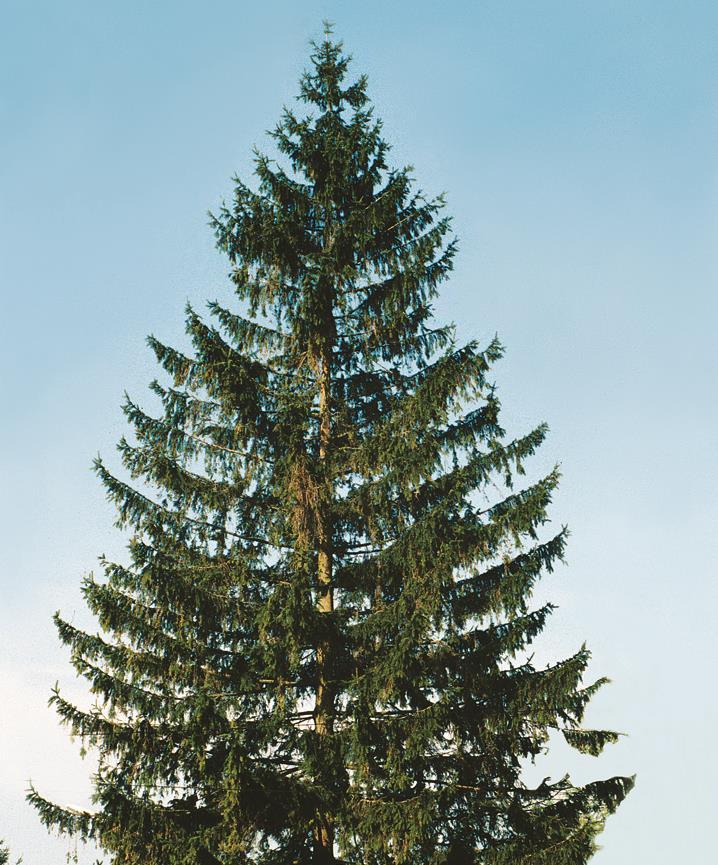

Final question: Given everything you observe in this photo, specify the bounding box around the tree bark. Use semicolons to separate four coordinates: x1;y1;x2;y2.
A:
314;345;335;861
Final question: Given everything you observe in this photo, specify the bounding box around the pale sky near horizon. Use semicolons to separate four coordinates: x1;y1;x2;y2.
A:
1;2;717;862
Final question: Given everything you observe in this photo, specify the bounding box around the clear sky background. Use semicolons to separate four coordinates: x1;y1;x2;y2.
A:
1;1;716;862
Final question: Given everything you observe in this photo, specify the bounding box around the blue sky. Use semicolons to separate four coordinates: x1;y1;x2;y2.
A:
1;1;716;862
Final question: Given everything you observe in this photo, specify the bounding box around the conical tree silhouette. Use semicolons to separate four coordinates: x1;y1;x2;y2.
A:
30;30;632;865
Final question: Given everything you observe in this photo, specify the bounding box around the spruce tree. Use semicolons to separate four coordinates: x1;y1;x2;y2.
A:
30;30;632;865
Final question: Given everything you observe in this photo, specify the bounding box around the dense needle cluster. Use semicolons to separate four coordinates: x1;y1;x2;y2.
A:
30;32;632;865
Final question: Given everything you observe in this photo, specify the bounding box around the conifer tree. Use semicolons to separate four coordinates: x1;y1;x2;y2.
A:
30;29;632;865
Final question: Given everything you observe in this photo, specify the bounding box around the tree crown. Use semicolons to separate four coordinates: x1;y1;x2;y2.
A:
29;32;632;865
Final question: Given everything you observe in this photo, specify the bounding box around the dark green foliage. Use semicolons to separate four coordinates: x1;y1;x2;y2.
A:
30;29;632;865
0;840;21;865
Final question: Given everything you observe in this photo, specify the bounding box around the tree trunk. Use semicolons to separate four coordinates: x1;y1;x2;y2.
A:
314;346;334;861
